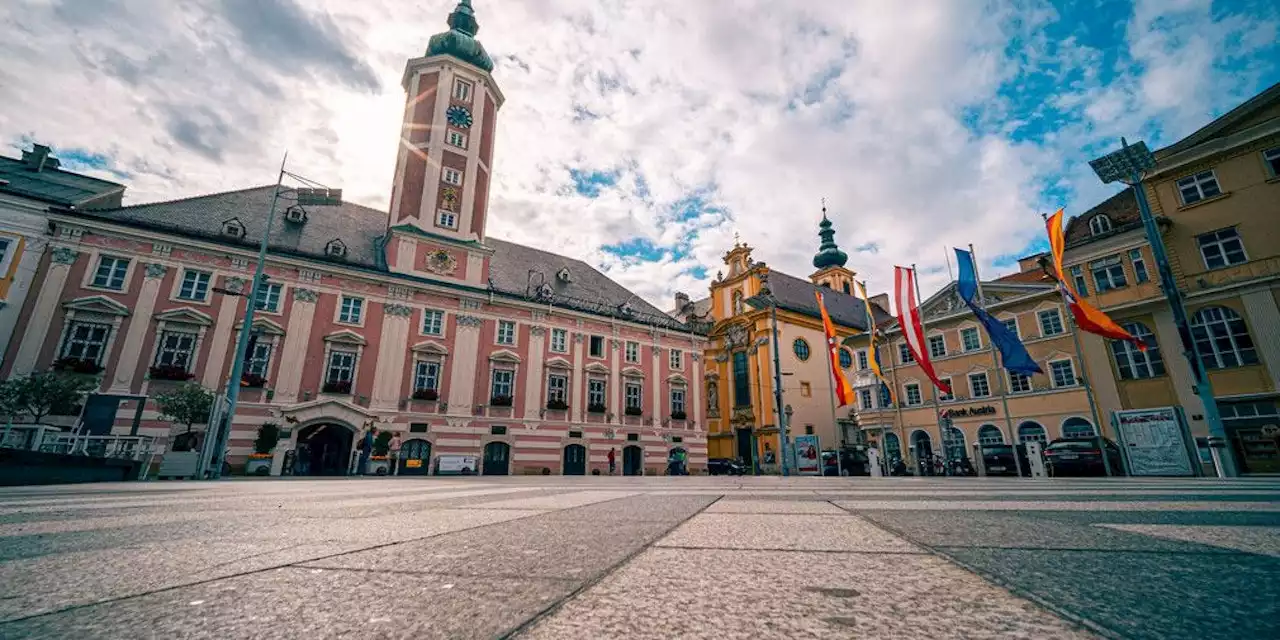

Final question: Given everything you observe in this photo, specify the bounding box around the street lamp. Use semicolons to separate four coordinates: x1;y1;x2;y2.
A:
1089;138;1237;477
746;271;790;477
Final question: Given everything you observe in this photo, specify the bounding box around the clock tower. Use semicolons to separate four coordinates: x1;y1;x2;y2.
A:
386;0;504;283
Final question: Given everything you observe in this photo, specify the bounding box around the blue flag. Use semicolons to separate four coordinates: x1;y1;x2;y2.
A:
954;248;1043;375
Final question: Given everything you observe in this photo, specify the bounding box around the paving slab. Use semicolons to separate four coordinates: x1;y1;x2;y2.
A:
834;499;1280;511
1096;523;1280;558
518;547;1096;640
655;513;920;553
0;566;574;639
705;499;846;514
458;489;639;511
537;494;718;522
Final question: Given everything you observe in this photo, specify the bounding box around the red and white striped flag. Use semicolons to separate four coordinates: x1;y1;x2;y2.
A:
894;266;952;395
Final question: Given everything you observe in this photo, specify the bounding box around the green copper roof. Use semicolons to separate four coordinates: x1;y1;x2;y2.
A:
812;208;849;269
426;0;494;72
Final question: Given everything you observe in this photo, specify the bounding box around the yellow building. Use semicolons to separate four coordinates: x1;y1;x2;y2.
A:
1059;81;1280;473
846;266;1101;470
673;214;891;471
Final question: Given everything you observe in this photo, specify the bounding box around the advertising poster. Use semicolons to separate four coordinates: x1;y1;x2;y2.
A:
1114;408;1195;476
793;435;821;475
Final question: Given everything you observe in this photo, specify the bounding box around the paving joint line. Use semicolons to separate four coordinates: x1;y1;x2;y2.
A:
290;564;582;584
497;493;724;639
829;500;1127;640
651;544;928;555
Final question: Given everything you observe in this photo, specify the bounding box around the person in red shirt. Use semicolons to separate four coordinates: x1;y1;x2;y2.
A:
607;448;616;475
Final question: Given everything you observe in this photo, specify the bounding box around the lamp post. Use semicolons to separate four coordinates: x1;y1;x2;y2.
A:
1089;138;1237;477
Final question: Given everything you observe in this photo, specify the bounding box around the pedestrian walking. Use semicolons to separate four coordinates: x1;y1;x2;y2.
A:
607;447;616;475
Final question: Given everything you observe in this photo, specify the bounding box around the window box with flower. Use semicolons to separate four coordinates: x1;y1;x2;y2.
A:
624;406;643;417
240;373;268;389
587;402;607;414
53;357;104;375
149;364;195;382
245;423;281;476
322;380;352;394
412;388;439;401
546;398;569;411
671;410;688;421
489;395;513;407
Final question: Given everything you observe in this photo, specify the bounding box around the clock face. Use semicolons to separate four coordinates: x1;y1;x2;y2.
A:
446;105;473;128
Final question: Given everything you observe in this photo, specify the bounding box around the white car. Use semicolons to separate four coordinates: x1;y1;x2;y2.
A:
434;455;479;475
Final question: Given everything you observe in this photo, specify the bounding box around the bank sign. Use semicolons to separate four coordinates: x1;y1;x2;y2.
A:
1113;407;1196;476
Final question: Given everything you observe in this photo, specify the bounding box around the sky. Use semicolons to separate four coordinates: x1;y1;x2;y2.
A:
2;0;1277;311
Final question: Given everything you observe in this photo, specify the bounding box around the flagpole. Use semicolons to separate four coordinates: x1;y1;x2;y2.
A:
887;333;907;474
912;263;944;475
968;244;1019;453
944;247;955;282
823;326;843;468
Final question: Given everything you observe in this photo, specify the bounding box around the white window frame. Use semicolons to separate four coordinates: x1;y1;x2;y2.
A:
1090;255;1127;293
60;320;111;364
669;348;683;370
547;373;568;403
927;334;946;358
1191;306;1258;370
969;372;991;398
960;326;981;352
1176;170;1222;205
496;320;517;346
325;350;357;385
1008;370;1032;393
856;349;869;371
0;236;14;282
173;269;212;302
153;330;198;370
442;167;463;186
588;335;605;358
1038;308;1064;337
246;340;274;378
859;388;873;410
1049;358;1076;388
625;341;639;363
1111;322;1164;380
1089;215;1112;236
1069;265;1088;296
1197;227;1247;270
625;381;643;410
670;387;686;416
337;296;364;325
1263;147;1280;178
899;343;915;364
255;282;283;313
421;309;444;336
453;78;473;102
490;368;514;400
905;383;922;406
437;210;458;229
937;377;953;402
90;255;130;291
1000;316;1019;338
447;130;468;149
414;360;441;391
587;378;607;408
550;328;568;354
1129;249;1149;284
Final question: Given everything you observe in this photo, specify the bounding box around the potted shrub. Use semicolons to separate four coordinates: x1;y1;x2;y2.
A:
322;380;352;394
546;398;568;411
412;388;438;401
149;364;195;381
367;430;394;475
490;395;513;407
245;423;280;476
671;410;688;420
624;406;643;417
240;373;268;388
587;402;607;414
52;357;103;375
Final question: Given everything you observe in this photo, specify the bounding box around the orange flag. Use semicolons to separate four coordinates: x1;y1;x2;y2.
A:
1046;209;1147;350
815;291;856;407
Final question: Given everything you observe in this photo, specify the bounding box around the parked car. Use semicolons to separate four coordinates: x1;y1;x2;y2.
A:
707;458;747;475
434;455;478;475
821;449;869;476
1045;438;1125;477
979;444;1021;476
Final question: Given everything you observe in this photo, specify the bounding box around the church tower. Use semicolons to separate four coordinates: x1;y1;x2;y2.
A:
809;205;857;295
386;0;504;284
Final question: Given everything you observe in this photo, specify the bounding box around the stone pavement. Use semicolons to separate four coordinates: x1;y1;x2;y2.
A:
0;476;1276;639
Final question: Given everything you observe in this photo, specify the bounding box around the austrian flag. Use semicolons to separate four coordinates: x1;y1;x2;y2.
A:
894;266;952;395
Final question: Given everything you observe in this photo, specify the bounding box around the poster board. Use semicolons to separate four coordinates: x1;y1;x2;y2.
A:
1113;407;1196;476
793;435;821;475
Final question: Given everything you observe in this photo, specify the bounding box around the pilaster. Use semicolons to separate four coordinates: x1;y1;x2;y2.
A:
108;263;167;393
447;314;483;413
1241;288;1280;391
9;246;77;376
650;344;661;419
371;304;414;410
610;337;621;423
1152;307;1206;420
523;326;547;418
692;351;704;429
274;288;319;402
202;275;244;390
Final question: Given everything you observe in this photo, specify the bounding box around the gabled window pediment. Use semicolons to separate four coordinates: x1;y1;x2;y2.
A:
323;329;367;346
411;340;449;356
584;362;609;374
153;307;214;326
235;316;286;336
546;356;572;369
489;349;522;363
62;295;130;316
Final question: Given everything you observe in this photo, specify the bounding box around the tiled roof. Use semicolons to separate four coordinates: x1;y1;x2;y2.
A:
995;268;1053;284
1063;188;1141;247
0;155;125;208
68;185;691;332
767;271;893;331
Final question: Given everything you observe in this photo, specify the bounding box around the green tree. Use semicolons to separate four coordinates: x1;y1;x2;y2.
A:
372;430;394;456
153;383;215;434
253;423;281;455
3;371;96;426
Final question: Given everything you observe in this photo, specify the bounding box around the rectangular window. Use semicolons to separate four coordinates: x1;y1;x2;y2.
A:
496;320;516;345
899;344;915;364
859;388;872;410
442;167;463;186
246;341;273;377
625;382;642;410
905;383;922;406
588;378;606;408
453;79;472;102
856;350;869;370
732;351;751;407
670;388;686;416
1129;249;1149;283
154;331;197;369
878;384;892;407
437;210;457;229
969;372;991;398
625;341;639;363
0;237;10;273
1264;147;1280;177
447;131;468;149
338;296;364;324
550;328;568;353
422;309;444;336
62;321;111;363
255;282;282;312
414;361;440;391
589;335;604;358
669;348;683;369
1050;359;1076;387
1001;317;1018;337
177;270;211;301
1009;370;1032;393
491;369;514;399
1069;265;1088;296
326;351;356;384
1197;228;1247;269
805;425;815;435
548;374;568;403
1090;255;1127;292
961;327;981;351
800;382;812;397
1038;309;1064;336
1176;170;1221;205
937;377;953;402
928;335;946;358
92;255;130;290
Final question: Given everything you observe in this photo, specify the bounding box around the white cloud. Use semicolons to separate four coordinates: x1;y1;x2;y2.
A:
0;0;1275;312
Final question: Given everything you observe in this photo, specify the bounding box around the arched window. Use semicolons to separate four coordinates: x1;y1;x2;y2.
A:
1110;322;1165;379
1089;215;1112;236
943;426;966;460
1190;306;1258;369
978;424;1003;445
842;282;851;294
838;348;853;369
1062;417;1095;438
1017;421;1047;444
911;430;933;458
882;432;901;460
732;351;751;407
793;338;811;361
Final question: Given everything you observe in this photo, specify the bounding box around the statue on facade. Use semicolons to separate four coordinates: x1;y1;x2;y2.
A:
707;380;720;415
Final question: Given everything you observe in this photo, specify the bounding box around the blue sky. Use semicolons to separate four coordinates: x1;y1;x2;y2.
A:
2;0;1277;307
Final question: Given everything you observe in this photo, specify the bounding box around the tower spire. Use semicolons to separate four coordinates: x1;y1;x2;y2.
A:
812;202;848;269
426;0;493;71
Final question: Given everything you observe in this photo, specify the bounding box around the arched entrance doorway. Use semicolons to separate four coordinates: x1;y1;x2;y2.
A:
295;423;354;476
622;445;644;476
943;426;967;461
483;441;510;475
882;432;902;461
668;447;688;475
399;438;432;475
911;430;933;459
563;444;587;475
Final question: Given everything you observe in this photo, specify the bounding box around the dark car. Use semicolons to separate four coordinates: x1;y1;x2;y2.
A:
707;458;747;475
979;444;1021;476
1045;438;1125;477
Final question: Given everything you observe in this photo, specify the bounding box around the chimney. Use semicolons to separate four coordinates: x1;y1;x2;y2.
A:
869;293;890;314
1017;252;1047;274
21;144;59;172
674;291;690;312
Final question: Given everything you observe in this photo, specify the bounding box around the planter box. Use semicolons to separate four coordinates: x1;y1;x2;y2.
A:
244;456;273;476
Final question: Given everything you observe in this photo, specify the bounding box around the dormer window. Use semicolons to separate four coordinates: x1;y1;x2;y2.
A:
325;239;347;258
557;267;572;283
1089;214;1112;236
221;218;246;238
619;303;634;316
284;205;308;224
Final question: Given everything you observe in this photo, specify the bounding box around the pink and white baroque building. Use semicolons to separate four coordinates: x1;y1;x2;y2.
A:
0;1;708;476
